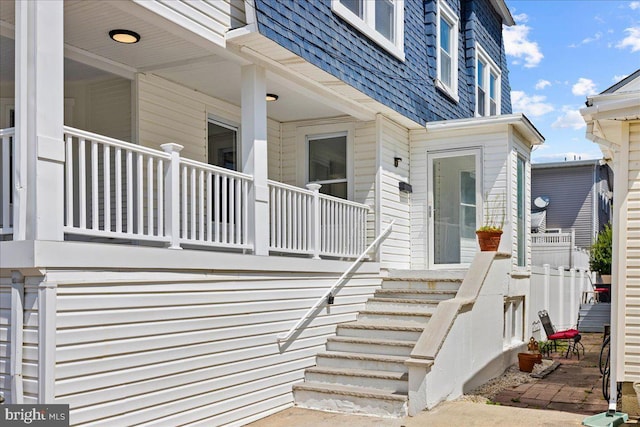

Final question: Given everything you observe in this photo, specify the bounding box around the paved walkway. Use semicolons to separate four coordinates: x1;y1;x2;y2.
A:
249;333;623;426
492;332;609;416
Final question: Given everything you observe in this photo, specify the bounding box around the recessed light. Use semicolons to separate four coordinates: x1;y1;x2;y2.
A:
109;29;141;44
266;93;279;102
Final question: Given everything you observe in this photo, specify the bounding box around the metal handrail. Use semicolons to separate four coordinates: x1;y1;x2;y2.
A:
277;220;395;342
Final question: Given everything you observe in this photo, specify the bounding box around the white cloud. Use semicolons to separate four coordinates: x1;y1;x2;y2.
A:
630;1;640;10
504;22;543;68
512;13;528;23
552;108;586;130
569;32;602;48
572;78;597;96
511;91;554;117
535;79;551;90
613;74;629;82
617;27;640;52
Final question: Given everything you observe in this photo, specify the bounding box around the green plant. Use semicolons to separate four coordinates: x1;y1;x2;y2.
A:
590;223;612;275
477;192;506;232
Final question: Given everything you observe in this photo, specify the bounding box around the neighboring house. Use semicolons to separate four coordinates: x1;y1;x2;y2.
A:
530;159;612;268
532;159;612;249
581;69;640;413
0;0;543;424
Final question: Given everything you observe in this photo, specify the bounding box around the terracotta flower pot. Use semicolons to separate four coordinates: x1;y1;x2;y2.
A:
518;352;542;373
476;230;503;251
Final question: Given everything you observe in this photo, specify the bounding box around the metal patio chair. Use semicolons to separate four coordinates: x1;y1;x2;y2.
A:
538;310;585;359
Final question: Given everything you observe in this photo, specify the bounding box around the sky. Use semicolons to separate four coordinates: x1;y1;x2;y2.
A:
503;0;640;163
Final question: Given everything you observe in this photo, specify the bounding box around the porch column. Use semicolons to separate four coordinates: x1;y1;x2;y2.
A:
14;0;65;241
241;65;269;255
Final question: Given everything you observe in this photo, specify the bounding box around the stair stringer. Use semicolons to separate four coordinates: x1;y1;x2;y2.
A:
404;252;515;415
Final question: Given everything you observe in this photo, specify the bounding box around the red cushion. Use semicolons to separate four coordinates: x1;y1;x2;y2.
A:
548;329;579;340
595;288;609;293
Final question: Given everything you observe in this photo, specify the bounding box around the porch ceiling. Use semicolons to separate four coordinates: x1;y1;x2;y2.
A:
0;0;345;123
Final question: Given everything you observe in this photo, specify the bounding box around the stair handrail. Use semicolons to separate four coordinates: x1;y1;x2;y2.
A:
277;220;395;342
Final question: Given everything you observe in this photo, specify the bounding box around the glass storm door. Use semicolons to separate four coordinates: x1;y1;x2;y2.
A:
428;150;481;268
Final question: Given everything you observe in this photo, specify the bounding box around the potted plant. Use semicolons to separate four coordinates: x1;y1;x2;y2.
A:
518;337;543;373
590;223;612;283
590;223;612;302
476;193;505;251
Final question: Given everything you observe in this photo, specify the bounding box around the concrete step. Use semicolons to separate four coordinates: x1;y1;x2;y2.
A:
337;321;424;341
381;279;462;291
315;351;408;373
326;336;415;357
357;309;432;325
365;297;440;314
304;366;408;393
293;382;408;417
385;269;466;281
375;289;457;301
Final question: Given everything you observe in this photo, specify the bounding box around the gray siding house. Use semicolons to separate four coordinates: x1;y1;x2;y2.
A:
532;159;613;249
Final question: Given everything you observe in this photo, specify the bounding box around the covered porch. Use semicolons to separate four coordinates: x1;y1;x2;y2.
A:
0;0;372;259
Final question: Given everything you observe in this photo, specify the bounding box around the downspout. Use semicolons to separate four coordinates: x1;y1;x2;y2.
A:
10;271;24;404
592;161;598;245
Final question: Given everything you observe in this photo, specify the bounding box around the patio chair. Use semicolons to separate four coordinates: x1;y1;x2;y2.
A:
538;310;585;359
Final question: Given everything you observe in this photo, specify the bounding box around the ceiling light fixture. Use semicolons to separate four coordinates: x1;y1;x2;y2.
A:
109;29;141;44
266;93;279;102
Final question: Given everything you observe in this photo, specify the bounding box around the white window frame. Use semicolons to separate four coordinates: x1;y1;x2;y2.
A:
296;123;354;200
207;115;240;171
436;0;459;101
332;0;405;61
475;44;501;117
503;296;525;348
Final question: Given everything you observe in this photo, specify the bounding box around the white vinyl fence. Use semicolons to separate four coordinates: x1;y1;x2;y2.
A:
531;230;590;270
528;265;592;340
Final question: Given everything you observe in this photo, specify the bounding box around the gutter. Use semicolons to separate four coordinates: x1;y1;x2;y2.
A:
10;271;24;404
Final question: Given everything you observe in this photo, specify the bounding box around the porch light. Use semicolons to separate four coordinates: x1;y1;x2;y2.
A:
266;93;279;102
109;29;141;44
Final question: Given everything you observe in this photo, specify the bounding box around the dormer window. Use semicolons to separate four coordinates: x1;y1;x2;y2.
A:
436;0;459;101
332;0;405;61
476;44;501;116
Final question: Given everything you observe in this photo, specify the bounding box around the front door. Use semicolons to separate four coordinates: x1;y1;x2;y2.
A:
428;149;481;268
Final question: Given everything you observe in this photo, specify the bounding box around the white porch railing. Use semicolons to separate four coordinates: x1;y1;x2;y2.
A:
0;128;14;236
4;126;369;258
179;158;252;250
268;181;369;258
64;127;172;244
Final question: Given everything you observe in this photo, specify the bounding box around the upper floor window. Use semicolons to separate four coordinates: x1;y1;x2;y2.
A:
332;0;405;61
476;44;501;117
436;1;459;100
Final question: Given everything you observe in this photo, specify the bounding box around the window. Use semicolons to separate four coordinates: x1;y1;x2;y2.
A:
308;133;348;199
208;119;238;171
517;155;526;267
476;44;501;117
503;297;525;348
436;1;459;100
332;0;405;60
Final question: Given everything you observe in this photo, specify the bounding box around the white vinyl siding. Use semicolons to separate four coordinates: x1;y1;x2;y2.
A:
133;0;246;48
410;127;508;269
624;121;640;380
136;74;281;180
378;116;410;269
46;265;380;426
0;276;10;402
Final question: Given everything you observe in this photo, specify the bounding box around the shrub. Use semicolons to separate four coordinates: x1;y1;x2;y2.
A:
590;223;612;275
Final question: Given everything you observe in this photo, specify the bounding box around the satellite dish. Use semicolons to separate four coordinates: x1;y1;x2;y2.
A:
534;196;550;209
